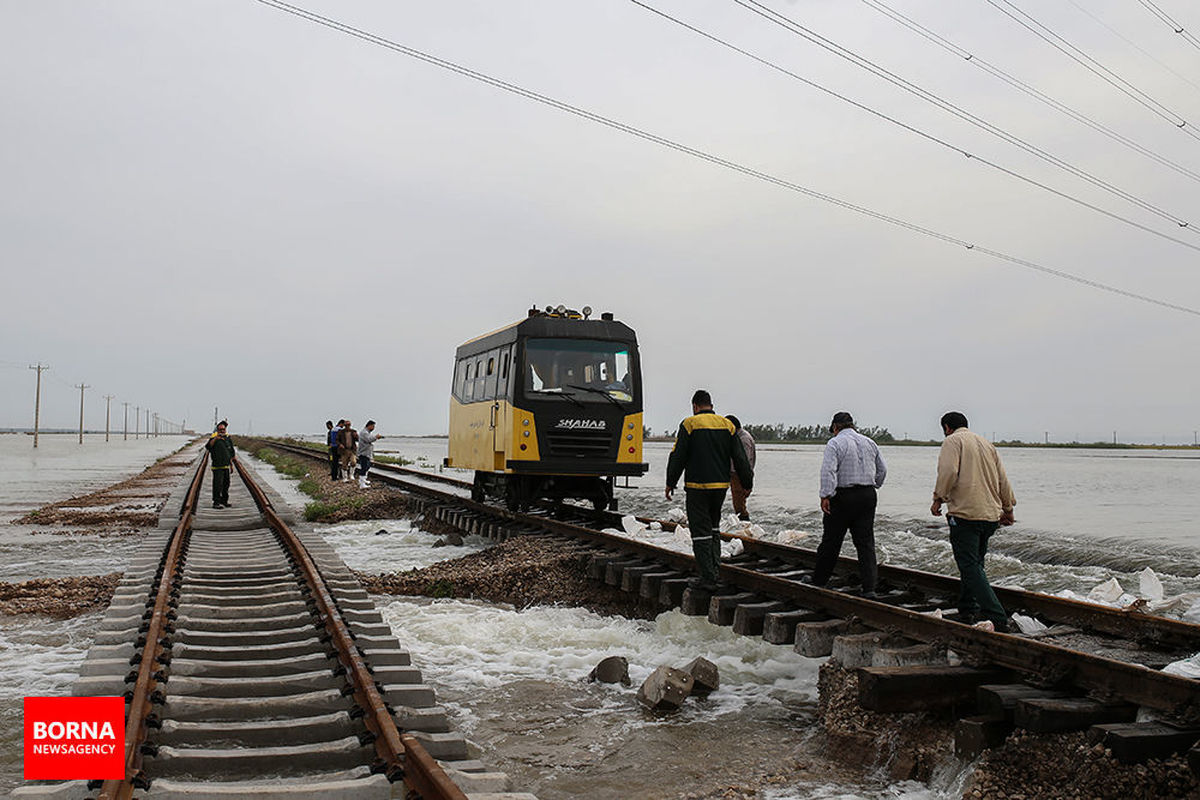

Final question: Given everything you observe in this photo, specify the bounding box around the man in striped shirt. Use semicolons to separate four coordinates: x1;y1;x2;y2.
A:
812;411;887;597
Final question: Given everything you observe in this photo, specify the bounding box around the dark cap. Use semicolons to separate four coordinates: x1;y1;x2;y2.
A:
831;411;854;428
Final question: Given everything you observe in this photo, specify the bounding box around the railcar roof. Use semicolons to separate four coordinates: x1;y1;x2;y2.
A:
454;316;637;359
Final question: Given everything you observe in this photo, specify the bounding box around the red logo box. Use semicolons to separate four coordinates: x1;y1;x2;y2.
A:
24;696;125;780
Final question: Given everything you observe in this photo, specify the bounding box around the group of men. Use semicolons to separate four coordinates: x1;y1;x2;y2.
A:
665;390;1016;633
325;419;383;489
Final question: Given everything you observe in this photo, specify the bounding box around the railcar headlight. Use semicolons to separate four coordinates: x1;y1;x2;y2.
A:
582;306;592;319
523;419;530;426
556;304;566;315
523;431;530;437
626;434;633;441
627;422;634;429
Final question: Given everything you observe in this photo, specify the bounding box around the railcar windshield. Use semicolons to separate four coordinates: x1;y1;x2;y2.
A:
523;338;637;402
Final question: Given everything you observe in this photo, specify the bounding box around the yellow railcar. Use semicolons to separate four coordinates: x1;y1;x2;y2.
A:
446;305;648;511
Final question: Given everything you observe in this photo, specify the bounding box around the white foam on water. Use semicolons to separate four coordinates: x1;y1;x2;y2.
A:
0;612;97;699
375;598;819;732
318;519;489;574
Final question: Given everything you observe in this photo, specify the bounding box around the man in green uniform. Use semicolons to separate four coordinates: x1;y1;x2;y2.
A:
666;390;754;591
205;420;235;508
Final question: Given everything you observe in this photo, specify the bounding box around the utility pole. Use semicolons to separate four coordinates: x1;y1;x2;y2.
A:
153;412;159;438
75;384;90;444
28;363;48;449
104;395;114;442
1113;431;1117;445
213;407;218;429
122;402;130;441
134;406;140;439
145;409;150;439
1044;431;1049;445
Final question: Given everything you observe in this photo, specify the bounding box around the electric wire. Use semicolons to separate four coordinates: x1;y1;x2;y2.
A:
1064;0;1200;96
734;0;1198;232
629;0;1200;255
1135;0;1200;52
982;0;1200;141
860;0;1200;184
250;0;1200;318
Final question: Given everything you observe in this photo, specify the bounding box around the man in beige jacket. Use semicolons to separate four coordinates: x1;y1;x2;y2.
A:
931;411;1015;632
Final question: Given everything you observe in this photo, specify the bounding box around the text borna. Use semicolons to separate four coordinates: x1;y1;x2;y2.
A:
31;721;117;740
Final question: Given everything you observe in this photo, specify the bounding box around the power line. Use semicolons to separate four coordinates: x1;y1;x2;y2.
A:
982;0;1200;141
1063;0;1200;97
733;0;1198;232
250;0;1200;318
629;0;1200;255
1135;0;1200;52
859;0;1200;184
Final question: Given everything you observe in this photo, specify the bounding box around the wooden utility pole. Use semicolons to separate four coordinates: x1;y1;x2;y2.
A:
122;402;130;440
104;395;114;442
76;384;91;444
28;363;48;449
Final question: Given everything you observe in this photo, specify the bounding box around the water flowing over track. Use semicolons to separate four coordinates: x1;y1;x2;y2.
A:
268;440;1200;769
14;446;532;799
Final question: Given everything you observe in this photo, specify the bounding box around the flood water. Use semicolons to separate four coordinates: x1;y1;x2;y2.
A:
2;433;1197;797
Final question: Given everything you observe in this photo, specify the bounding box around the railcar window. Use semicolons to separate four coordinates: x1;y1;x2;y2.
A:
485;351;499;399
523;338;635;402
463;361;475;402
474;359;485;399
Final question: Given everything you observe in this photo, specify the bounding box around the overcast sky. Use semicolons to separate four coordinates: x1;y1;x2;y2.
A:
2;0;1198;443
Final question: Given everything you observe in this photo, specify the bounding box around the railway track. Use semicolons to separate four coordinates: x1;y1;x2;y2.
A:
16;446;529;799
264;439;1200;768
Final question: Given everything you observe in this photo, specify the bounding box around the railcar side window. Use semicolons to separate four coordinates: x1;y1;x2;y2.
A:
474;359;485;399
463;361;474;402
484;351;499;399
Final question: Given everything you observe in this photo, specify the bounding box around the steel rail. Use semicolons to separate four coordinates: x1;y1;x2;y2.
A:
262;439;1200;651
233;458;467;800
97;449;208;800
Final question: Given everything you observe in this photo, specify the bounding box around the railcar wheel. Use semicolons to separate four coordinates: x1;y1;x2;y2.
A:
471;473;486;503
504;480;521;512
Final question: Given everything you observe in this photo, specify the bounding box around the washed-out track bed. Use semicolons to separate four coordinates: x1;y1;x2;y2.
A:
267;440;1200;774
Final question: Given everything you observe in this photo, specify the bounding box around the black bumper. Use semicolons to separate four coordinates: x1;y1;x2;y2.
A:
506;459;649;477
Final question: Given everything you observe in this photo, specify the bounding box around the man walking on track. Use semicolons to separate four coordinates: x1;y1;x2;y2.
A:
205;420;235;509
931;411;1016;633
813;411;887;598
666;390;754;592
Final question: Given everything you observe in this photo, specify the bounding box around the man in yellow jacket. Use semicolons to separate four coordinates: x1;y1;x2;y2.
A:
931;411;1015;632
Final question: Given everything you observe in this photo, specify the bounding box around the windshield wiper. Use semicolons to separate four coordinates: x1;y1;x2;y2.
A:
539;391;587;409
567;384;628;411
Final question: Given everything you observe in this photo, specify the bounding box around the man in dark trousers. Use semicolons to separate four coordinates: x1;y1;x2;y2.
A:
813;411;887;597
931;411;1016;632
327;420;341;480
666;390;754;591
205;420;236;509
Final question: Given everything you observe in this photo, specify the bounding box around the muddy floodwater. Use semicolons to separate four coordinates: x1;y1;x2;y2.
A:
2;434;1198;797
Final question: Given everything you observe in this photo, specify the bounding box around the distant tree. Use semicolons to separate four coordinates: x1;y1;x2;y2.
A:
743;422;894;443
643;426;652;438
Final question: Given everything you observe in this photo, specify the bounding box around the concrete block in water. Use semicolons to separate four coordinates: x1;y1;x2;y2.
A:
681;657;719;697
636;666;694;711
588;656;631;686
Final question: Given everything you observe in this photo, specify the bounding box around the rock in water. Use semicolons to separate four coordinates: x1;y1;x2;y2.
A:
636;666;694;711
682;656;719;697
375;529;388;536
444;532;464;546
432;538;447;548
588;655;631;686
